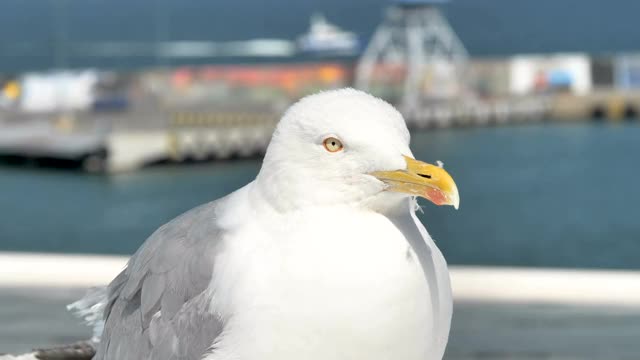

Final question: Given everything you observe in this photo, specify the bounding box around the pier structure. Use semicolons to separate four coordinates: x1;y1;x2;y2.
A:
355;0;469;117
0;96;551;173
352;0;550;129
0;105;280;173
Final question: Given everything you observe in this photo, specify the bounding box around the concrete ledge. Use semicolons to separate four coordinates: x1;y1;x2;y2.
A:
0;252;126;288
1;252;639;306
452;265;640;306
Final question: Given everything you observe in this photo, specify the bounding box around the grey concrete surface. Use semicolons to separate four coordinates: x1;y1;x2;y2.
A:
1;287;639;359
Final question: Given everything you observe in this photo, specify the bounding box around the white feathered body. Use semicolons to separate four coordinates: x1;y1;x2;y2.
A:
206;185;452;360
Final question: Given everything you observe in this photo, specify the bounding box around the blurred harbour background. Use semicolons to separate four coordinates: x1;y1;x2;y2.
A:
2;124;639;269
1;0;640;359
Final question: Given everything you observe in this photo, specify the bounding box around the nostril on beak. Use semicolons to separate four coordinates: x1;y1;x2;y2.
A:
418;173;432;179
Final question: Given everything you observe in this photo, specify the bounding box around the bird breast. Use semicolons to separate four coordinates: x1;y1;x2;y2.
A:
208;206;443;360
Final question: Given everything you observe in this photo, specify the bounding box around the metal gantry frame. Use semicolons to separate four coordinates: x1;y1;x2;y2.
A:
356;2;468;117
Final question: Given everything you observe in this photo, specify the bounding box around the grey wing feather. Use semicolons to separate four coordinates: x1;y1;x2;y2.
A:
94;200;226;360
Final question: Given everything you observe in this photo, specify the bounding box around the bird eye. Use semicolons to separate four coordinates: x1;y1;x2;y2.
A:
323;137;343;153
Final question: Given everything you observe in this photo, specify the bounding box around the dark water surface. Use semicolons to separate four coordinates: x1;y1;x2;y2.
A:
1;122;639;269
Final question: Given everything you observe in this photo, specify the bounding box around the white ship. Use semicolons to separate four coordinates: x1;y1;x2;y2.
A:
297;13;360;55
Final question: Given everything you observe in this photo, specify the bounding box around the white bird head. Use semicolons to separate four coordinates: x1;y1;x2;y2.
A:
256;89;459;212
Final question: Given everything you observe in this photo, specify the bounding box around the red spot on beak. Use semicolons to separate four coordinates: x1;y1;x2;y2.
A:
425;188;447;206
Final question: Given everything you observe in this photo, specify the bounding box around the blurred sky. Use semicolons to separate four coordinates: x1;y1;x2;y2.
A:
2;0;640;71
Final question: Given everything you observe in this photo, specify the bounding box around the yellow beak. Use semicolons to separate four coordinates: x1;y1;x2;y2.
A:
371;156;460;209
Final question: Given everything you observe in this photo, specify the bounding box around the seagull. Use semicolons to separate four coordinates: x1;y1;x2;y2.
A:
81;88;460;360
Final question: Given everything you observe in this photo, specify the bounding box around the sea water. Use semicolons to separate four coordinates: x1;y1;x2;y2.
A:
0;122;639;269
